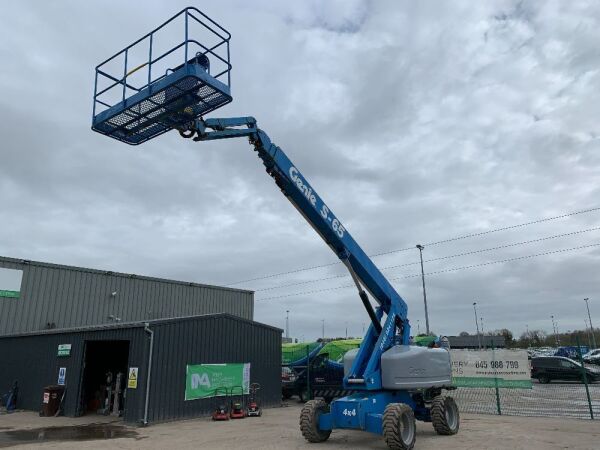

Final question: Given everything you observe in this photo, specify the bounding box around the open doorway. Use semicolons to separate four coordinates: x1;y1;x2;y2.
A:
80;340;130;416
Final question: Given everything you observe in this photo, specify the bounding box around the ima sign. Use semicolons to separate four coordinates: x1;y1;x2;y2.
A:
185;363;250;400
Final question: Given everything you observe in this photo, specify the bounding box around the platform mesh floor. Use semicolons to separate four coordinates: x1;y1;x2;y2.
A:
93;75;231;145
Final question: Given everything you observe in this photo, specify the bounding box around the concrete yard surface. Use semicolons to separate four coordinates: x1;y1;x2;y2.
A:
2;404;600;449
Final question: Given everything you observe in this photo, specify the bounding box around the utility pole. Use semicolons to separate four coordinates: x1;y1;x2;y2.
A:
473;302;482;350
479;316;485;349
286;310;290;339
584;298;597;348
585;319;593;348
416;244;430;334
321;319;325;340
526;324;530;348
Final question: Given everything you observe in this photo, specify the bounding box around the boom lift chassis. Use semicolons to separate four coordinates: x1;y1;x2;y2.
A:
91;8;459;449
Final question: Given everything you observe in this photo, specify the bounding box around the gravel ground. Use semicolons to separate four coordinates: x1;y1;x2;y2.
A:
1;403;600;449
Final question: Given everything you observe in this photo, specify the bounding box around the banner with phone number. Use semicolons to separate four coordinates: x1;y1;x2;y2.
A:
450;349;532;389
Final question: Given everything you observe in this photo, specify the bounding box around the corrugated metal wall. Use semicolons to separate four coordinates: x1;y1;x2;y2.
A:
146;315;281;423
0;257;253;335
0;314;281;424
0;325;148;421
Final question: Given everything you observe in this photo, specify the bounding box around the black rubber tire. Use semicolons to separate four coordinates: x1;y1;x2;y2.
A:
300;400;331;443
431;395;460;436
382;403;416;450
538;376;550;384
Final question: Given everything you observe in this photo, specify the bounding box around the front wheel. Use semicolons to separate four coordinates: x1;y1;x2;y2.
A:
431;395;460;435
300;400;331;443
382;403;416;450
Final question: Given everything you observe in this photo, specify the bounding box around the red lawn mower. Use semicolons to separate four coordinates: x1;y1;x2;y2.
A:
211;387;230;421
229;386;246;419
246;383;262;417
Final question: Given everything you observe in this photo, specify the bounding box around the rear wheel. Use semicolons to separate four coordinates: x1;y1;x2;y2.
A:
538;375;550;384
431;395;459;435
382;403;416;450
300;400;331;443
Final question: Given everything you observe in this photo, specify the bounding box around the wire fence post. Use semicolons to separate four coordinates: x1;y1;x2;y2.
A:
492;342;502;415
306;344;311;401
576;335;594;419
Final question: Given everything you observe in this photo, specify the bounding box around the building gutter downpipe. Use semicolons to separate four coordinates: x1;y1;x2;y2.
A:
143;322;154;426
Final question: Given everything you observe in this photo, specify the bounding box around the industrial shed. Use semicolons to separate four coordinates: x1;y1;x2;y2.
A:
0;256;253;334
0;314;281;424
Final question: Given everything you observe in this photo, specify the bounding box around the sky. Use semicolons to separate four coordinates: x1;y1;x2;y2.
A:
1;0;599;341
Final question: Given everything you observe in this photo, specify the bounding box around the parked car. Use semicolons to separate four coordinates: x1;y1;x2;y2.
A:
531;356;600;383
281;366;297;399
583;349;600;365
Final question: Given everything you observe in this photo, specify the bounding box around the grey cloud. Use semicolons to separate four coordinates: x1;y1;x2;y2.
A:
1;0;599;340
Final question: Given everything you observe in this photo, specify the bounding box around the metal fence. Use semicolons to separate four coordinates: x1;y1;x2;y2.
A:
452;382;600;419
452;338;598;420
282;341;600;420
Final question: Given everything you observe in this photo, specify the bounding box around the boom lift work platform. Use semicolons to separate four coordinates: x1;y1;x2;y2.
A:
91;8;459;450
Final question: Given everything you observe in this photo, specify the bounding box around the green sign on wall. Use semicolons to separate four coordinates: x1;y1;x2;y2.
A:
57;344;71;357
0;268;23;299
0;290;19;298
185;363;250;401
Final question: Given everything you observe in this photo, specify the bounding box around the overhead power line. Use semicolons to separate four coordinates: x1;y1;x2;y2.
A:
255;242;600;301
254;226;600;292
227;205;600;287
253;226;600;292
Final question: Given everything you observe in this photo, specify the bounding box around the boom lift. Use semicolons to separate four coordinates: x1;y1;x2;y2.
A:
91;8;459;449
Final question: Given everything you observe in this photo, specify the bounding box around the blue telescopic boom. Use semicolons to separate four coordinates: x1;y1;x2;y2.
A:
183;116;411;390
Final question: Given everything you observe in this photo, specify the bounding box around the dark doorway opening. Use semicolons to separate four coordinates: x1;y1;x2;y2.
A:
80;340;129;416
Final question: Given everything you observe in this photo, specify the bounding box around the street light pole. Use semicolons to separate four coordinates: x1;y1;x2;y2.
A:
584;298;597;349
345;322;348;339
286;310;290;339
584;319;592;348
551;315;559;347
321;319;325;340
416;244;430;335
473;302;482;350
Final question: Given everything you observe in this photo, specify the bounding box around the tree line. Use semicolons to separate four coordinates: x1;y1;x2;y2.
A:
458;327;598;348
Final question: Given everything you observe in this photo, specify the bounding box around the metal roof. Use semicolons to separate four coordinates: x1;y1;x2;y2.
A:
0;256;255;335
0;256;252;294
0;312;282;338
